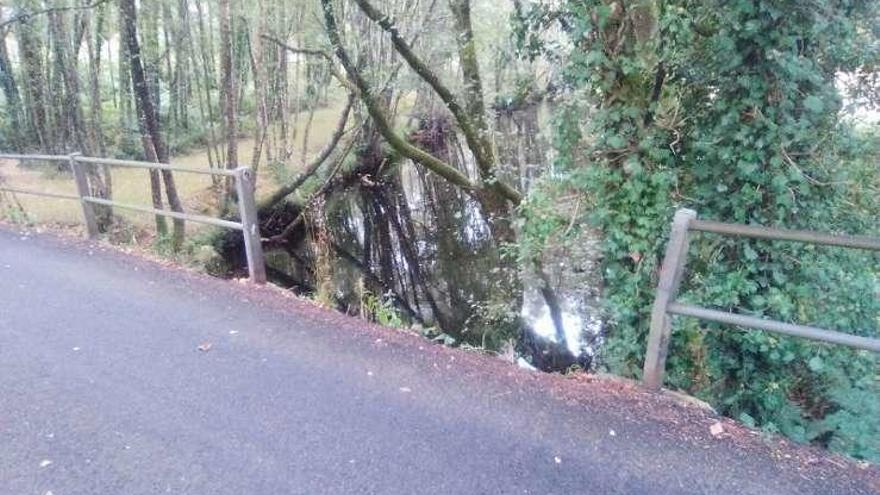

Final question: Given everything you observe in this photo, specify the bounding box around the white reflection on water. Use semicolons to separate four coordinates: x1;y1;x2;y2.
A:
521;288;603;358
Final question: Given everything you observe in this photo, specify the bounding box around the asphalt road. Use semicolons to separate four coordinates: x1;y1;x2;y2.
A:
1;227;877;495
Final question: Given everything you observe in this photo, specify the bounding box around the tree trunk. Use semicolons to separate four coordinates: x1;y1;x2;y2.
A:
15;2;51;151
83;4;113;229
175;0;191;129
120;0;186;248
194;0;222;188
0;25;25;150
117;4;133;139
248;0;268;173
48;7;89;154
219;0;238;209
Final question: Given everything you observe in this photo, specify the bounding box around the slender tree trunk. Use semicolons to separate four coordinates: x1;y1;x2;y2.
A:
48;7;89;154
162;2;177;130
140;0;161;132
175;0;191;129
120;0;186;248
16;5;50;151
219;0;237;208
249;0;268;173
0;26;25;149
83;5;113;229
85;6;107;157
194;0;222;187
117;4;133;137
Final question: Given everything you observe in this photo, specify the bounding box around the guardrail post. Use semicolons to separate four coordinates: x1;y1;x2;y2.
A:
234;167;267;284
643;208;697;390
69;153;99;239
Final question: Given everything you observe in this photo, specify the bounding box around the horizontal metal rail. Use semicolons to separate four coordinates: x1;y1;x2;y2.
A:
690;219;880;252
643;209;880;391
668;302;880;353
0;186;80;201
83;197;243;231
0;152;266;283
74;156;238;177
0;153;69;162
0;153;237;177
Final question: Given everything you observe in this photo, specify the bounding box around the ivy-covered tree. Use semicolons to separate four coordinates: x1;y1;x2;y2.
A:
523;0;880;460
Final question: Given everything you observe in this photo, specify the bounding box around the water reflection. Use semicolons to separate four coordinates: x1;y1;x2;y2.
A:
522;288;603;359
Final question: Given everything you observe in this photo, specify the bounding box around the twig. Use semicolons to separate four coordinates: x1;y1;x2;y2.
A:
563;196;581;237
268;127;361;243
259;33;357;93
259;93;357;213
780;146;850;187
0;0;111;30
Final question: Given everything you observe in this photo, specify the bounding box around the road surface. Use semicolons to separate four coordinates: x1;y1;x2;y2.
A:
0;226;877;495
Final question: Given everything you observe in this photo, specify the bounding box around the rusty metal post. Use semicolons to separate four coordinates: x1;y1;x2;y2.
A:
643;208;697;390
69;153;99;239
234;167;267;284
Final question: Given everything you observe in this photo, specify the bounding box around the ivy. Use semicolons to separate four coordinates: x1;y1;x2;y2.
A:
524;0;880;461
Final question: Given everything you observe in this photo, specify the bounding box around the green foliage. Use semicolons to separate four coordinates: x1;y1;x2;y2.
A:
184;229;230;276
267;159;297;187
151;232;181;257
525;0;880;461
0;203;31;225
362;291;404;328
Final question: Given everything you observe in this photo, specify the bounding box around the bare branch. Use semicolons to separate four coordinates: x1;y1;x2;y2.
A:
260;33;357;93
259;34;329;58
259;93;357;214
268;125;361;243
0;0;111;30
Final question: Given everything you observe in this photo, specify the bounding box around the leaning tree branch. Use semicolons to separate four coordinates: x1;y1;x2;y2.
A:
351;0;521;204
268;125;363;243
259;92;357;215
352;0;490;168
320;0;481;196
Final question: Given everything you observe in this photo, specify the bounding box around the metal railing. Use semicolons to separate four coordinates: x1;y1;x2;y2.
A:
643;208;880;390
0;153;266;284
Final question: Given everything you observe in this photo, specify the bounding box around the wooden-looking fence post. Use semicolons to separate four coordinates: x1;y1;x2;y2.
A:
643;208;697;390
69;153;99;239
235;167;267;284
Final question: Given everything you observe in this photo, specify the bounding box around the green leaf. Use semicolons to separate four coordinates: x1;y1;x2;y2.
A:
739;412;757;428
804;95;824;114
